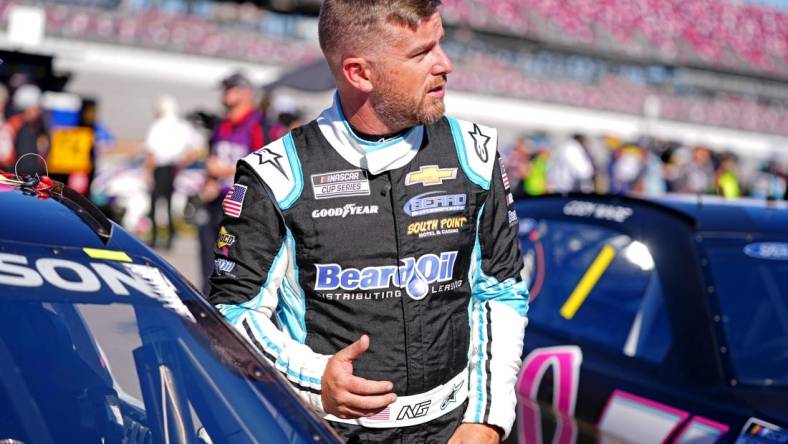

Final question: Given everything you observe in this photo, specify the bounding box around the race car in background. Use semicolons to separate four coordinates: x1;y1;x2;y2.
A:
0;176;340;444
90;156;205;235
510;193;788;444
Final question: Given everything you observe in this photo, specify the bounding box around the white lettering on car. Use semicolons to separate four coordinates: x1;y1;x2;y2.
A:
90;263;155;296
0;253;153;297
563;200;633;223
36;258;102;292
0;254;44;287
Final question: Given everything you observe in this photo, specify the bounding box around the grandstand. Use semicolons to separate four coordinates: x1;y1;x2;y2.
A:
442;0;788;78
28;0;788;77
1;0;786;152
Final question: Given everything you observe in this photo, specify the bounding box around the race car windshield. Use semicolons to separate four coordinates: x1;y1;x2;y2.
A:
705;239;788;387
0;246;334;444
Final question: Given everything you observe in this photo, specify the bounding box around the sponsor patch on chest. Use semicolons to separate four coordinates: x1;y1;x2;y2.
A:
311;169;370;200
312;204;379;219
405;165;457;187
407;216;467;238
404;192;466;217
314;251;459;301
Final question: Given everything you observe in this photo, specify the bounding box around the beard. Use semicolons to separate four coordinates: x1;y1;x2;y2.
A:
370;73;446;130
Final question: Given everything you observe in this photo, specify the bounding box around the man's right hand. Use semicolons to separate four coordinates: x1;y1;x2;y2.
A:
321;335;397;419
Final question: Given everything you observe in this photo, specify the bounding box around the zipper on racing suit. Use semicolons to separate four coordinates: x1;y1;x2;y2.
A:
383;170;411;394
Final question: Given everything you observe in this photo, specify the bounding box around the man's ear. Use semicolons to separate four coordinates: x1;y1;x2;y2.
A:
341;57;374;93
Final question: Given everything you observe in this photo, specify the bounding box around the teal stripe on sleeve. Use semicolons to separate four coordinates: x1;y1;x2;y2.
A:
279;133;303;210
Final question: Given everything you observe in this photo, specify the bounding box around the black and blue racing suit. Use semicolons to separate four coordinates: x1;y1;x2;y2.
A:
208;94;529;440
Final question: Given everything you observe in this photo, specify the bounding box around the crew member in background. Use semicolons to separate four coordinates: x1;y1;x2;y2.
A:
144;95;198;250
674;145;714;194
0;84;10;170
715;152;741;199
548;133;595;193
509;135;550;199
1;84;50;176
198;72;264;294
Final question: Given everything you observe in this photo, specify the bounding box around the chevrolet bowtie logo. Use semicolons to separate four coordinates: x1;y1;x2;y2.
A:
405;165;458;187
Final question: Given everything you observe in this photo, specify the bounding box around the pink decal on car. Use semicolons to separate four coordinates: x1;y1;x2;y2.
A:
518;346;583;415
516;346;583;444
674;416;729;444
597;390;690;443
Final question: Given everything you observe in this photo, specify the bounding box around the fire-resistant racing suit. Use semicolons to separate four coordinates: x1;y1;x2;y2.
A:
208;94;529;440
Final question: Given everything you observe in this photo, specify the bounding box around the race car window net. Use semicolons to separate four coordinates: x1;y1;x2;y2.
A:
519;219;672;365
705;238;788;387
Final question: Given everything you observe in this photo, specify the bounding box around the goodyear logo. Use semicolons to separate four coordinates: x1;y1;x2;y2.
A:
405;165;457;187
312;204;379;219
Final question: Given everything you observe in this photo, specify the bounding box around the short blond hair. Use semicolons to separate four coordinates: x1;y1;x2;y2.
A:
319;0;441;70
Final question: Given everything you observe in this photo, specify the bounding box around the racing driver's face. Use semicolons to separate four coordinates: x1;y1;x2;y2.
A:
369;12;453;130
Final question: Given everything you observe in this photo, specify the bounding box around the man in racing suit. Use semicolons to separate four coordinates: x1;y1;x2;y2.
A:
208;1;529;442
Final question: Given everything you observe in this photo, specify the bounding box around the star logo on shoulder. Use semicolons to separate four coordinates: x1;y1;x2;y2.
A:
469;124;490;163
255;148;288;179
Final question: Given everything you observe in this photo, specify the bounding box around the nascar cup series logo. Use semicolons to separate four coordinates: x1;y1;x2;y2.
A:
314;251;458;300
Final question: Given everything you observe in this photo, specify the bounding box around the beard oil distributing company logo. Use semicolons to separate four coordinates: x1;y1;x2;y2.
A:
314;251;460;301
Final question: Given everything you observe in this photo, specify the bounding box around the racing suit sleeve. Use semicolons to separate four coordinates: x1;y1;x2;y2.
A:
463;152;529;438
208;161;330;413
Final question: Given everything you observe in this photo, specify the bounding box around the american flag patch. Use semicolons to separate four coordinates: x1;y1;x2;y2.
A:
499;158;511;189
368;407;390;421
222;184;247;218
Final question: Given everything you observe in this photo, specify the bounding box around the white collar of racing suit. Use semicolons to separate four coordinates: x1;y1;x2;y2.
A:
316;92;423;175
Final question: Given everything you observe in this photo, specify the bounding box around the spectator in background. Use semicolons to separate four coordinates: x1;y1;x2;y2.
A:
609;143;644;194
2;84;49;176
257;90;274;142
509;135;550;198
267;95;304;141
715;152;741;199
674;146;714;194
506;136;530;184
548;133;595;193
750;158;786;201
198;72;264;294
0;84;11;170
638;145;667;196
508;136;531;199
277;109;304;133
144;95;198;250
